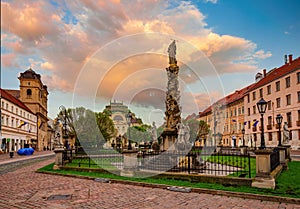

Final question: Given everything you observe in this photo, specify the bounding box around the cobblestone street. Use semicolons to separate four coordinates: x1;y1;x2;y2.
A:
0;157;299;209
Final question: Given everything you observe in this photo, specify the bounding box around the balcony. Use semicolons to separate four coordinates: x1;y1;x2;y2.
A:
267;124;272;130
297;121;300;126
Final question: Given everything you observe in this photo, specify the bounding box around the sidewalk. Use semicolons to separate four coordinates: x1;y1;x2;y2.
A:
0;150;54;166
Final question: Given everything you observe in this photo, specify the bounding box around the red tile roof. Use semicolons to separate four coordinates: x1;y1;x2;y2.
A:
0;88;33;114
247;56;300;92
4;89;20;99
199;83;255;117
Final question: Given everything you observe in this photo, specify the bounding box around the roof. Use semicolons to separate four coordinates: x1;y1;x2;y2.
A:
247;56;300;92
4;89;20;99
199;83;255;117
0;88;33;114
19;68;42;81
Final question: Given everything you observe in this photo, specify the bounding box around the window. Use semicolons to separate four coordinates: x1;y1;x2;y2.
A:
268;116;272;125
11;119;14;127
16;108;18;115
298;91;300;102
286;77;291;88
298;110;300;121
1;101;3;108
276;81;280;91
268;132;273;141
234;108;237;116
247;94;250;103
238;108;241;115
267;85;271;95
248;121;250;129
11;106;13;112
1;116;4;125
276;98;281;108
20;110;22;116
248;108;250;116
253;106;256;114
259;88;263;98
267;101;272;110
287;112;292;124
6;103;8;110
26;89;32;98
297;72;300;84
252;92;256;100
242;107;244;114
286;94;291;105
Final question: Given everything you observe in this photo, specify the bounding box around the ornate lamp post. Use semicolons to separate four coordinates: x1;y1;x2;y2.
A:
126;113;133;150
256;98;267;149
276;114;283;146
59;105;68;149
241;128;245;146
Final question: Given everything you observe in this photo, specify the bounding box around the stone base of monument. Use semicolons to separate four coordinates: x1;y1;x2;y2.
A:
120;150;138;177
53;147;65;170
161;130;177;151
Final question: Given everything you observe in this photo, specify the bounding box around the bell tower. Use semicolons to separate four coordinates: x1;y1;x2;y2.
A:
19;68;49;151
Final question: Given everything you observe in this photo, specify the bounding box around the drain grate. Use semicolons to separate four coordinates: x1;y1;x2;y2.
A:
47;194;72;201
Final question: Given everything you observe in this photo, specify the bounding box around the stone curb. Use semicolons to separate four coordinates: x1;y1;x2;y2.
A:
36;170;300;205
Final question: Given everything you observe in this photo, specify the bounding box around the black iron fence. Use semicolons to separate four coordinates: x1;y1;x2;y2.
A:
63;146;252;178
138;147;252;178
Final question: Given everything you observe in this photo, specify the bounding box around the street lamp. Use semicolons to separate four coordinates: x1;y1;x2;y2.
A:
126;112;133;150
242;128;245;146
59;105;68;149
256;98;267;149
276;114;283;146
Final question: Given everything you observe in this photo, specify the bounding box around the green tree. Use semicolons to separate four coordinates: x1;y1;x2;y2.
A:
197;120;210;144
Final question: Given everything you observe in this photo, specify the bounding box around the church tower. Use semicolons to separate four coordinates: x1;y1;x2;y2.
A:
18;68;49;151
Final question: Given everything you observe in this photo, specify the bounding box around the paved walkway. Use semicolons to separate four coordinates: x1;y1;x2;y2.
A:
0;150;54;165
0;158;299;208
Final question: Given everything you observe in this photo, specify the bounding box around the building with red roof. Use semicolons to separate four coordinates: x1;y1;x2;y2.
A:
198;55;300;149
244;55;300;149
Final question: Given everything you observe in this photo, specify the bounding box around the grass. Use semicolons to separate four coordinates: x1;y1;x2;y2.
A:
38;161;300;199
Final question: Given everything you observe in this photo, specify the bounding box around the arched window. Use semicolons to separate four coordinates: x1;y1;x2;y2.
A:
26;89;32;98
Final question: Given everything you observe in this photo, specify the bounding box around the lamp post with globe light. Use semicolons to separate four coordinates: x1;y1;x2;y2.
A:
256;98;267;149
276;114;283;147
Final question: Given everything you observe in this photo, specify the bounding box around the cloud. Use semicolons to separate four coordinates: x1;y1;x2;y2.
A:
1;0;272;113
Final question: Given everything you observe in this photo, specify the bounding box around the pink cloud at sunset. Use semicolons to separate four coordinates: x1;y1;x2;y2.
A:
1;0;272;115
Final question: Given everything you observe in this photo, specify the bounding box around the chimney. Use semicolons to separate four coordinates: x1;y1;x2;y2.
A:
284;54;288;64
288;54;293;63
263;69;266;77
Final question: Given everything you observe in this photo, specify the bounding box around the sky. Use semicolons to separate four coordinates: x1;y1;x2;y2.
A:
1;0;300;126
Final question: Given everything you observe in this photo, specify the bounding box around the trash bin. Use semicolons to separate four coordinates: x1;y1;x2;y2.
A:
9;151;14;158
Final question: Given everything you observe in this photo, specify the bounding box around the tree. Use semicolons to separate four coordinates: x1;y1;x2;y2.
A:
57;107;116;149
197;120;210;145
124;125;151;144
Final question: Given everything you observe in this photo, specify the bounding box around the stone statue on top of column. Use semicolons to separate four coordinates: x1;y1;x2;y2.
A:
168;40;177;65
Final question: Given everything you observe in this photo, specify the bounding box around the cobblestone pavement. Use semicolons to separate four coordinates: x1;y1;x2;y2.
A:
0;158;299;209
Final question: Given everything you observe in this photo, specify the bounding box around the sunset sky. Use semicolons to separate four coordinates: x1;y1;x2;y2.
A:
1;0;300;125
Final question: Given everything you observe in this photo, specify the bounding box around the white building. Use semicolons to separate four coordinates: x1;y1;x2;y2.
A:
0;88;37;152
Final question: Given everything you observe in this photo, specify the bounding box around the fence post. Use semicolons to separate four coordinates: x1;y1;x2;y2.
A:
252;149;282;189
53;147;65;170
188;152;190;174
248;153;251;178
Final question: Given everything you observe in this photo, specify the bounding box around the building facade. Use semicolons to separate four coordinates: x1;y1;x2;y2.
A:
0;89;37;152
244;55;300;149
198;55;300;150
104;101;130;136
1;68;49;151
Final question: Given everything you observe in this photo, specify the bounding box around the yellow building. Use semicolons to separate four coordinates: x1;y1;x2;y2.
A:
18;68;49;151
